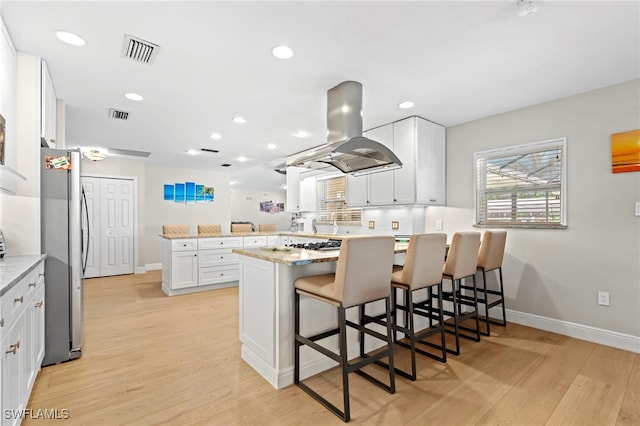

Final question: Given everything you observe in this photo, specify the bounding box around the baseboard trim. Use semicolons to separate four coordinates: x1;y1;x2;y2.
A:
141;263;162;273
503;308;640;353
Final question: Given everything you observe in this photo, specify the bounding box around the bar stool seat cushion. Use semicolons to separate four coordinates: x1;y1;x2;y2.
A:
294;273;341;305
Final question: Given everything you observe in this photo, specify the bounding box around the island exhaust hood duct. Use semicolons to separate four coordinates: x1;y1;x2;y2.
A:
286;81;402;174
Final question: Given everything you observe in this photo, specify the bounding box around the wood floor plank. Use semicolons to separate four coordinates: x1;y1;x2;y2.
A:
23;271;639;425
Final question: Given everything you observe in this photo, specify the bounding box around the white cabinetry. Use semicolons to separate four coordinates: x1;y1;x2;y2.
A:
162;237;242;296
285;166;303;212
299;176;317;212
40;60;56;148
346;116;446;207
198;237;241;287
1;258;45;426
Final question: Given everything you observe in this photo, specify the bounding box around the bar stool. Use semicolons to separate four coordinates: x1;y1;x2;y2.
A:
162;224;189;235
197;224;222;235
258;223;276;232
361;233;448;381
463;230;507;336
437;231;481;355
294;236;396;422
231;223;252;233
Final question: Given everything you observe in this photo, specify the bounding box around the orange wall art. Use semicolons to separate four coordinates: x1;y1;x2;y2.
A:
611;129;640;173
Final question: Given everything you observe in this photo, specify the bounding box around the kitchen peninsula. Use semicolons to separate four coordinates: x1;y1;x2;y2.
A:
233;238;408;389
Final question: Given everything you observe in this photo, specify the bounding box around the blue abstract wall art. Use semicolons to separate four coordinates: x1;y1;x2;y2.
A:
164;182;215;204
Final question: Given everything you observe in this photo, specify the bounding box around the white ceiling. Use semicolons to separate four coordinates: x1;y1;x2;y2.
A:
2;1;639;191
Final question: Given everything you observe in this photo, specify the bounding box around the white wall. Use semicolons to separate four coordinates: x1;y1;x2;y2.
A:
230;187;289;231
427;79;640;339
83;158;232;268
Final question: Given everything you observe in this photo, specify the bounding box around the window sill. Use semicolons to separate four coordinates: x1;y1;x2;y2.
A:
473;223;567;230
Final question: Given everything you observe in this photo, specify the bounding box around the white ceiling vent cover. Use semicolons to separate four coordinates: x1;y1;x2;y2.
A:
108;108;130;120
122;34;159;64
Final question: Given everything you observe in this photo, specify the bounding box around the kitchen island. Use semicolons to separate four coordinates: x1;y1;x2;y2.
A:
233;242;408;389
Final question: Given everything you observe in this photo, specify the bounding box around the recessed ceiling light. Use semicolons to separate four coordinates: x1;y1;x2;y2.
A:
210;132;222;140
230;181;237;185
267;143;277;150
187;149;199;155
398;101;415;109
237;155;248;162
293;130;309;138
55;30;86;46
272;45;294;59
233;116;247;124
124;93;144;101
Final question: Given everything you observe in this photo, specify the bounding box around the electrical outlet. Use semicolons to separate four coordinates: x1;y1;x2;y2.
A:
368;220;375;229
598;291;610;306
391;221;399;230
435;220;443;231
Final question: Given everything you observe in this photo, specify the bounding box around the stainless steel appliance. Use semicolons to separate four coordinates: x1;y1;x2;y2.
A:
286;81;403;174
289;239;342;251
41;148;88;365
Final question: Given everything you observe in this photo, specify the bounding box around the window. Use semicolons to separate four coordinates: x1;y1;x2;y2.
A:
316;175;362;225
474;138;567;228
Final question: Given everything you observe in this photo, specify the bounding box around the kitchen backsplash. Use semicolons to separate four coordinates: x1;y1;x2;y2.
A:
310;206;426;236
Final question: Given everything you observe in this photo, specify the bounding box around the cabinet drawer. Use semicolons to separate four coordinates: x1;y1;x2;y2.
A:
198;237;242;250
199;266;240;285
198;250;239;267
1;278;27;337
171;239;198;252
243;236;268;248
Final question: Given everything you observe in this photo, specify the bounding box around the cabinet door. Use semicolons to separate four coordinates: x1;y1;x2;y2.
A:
171;251;198;289
40;60;56;147
299;176;317;211
285;166;303;212
346;174;368;207
393;117;417;205
33;286;45;369
416;119;446;205
367;124;395;205
2;316;25;426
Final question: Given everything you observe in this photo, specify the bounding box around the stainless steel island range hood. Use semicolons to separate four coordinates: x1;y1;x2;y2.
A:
286;81;402;174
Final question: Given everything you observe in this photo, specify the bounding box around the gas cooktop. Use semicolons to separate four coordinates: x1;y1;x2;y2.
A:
289;240;342;251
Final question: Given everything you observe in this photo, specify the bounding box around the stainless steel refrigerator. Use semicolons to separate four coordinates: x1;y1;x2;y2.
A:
41;148;87;366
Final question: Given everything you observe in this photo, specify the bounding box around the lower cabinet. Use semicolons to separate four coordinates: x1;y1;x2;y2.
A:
1;258;45;426
162;237;242;296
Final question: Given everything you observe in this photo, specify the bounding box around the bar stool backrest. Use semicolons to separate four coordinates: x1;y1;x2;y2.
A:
477;230;507;272
258;223;276;232
335;236;395;308
401;233;447;290
198;224;222;234
443;232;481;280
162;224;189;235
231;224;253;233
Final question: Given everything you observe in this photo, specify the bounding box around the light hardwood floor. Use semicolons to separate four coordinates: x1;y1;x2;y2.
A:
25;271;639;425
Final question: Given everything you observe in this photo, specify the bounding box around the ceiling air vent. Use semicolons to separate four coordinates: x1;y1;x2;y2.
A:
108;148;151;158
108;108;130;120
221;163;231;167
122;34;159;65
201;148;219;153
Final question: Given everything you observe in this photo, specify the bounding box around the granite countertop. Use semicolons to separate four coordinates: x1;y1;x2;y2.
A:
0;254;47;297
233;243;409;266
159;232;355;240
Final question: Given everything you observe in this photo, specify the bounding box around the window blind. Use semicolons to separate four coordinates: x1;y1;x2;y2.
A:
474;138;567;228
316;176;362;225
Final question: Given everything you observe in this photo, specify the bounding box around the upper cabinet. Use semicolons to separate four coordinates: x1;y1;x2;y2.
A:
346;116;446;207
40;60;56;148
285;166;303;212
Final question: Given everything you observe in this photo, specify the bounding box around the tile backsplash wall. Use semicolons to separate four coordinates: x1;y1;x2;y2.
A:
312;206;426;235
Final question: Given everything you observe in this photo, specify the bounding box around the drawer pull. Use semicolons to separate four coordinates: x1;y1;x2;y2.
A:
6;340;20;354
35;301;44;308
14;296;24;304
0;318;3;328
220;273;224;276
220;256;225;259
29;282;37;288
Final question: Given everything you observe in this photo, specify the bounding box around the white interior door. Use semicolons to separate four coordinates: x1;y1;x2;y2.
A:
81;177;101;278
100;178;135;277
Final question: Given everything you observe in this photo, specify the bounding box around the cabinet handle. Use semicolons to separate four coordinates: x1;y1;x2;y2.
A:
6;340;20;354
220;256;225;259
393;199;397;202
35;301;44;308
14;296;24;304
430;199;436;202
0;318;3;328
29;282;37;288
220;273;224;276
194;254;197;257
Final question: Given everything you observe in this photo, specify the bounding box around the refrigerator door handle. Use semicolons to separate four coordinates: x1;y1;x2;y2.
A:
81;187;90;275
